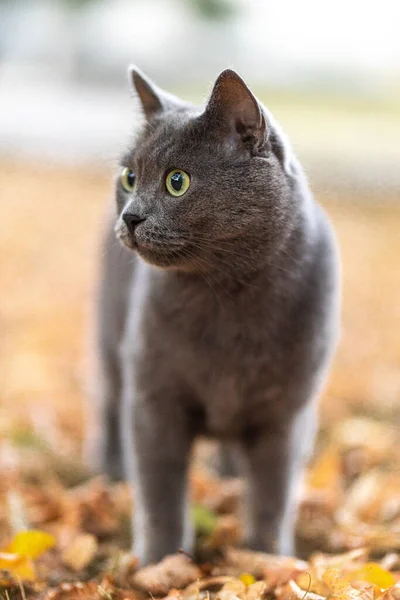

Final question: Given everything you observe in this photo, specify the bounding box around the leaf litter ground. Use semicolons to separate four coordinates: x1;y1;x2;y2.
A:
2;414;400;600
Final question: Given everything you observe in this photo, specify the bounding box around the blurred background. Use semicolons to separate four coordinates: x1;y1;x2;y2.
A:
1;0;400;557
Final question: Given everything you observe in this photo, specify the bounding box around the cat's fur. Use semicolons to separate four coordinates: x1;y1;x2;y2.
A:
87;67;340;565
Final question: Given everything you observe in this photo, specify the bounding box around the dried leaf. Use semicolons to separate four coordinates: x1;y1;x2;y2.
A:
376;584;400;600
276;580;325;600
307;444;343;490
0;552;35;581
223;547;307;580
133;554;201;596
5;529;55;559
220;579;246;594
207;515;242;549
239;573;256;586
244;581;267;600
184;576;239;596
346;563;396;590
322;567;367;600
62;533;98;571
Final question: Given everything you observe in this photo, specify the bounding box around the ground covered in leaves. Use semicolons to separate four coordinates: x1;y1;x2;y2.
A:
2;424;400;600
1;161;400;600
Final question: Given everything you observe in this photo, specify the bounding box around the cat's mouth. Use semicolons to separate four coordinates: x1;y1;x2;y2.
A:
116;227;192;269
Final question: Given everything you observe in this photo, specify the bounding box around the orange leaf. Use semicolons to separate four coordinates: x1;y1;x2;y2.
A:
0;552;36;581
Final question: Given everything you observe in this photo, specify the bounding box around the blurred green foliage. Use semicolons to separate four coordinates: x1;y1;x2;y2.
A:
192;503;218;536
188;0;237;20
51;0;238;20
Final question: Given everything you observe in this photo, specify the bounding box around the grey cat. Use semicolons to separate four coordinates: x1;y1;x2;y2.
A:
87;66;340;565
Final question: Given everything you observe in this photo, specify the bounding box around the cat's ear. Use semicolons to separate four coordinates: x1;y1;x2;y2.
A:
128;65;181;121
204;69;267;153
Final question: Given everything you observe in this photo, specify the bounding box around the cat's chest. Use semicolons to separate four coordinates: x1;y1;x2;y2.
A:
155;277;261;359
147;277;274;435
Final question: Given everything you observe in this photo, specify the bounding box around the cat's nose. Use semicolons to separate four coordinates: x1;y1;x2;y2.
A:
123;213;146;235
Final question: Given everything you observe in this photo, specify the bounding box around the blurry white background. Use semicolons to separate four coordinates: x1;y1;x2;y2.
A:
1;0;399;194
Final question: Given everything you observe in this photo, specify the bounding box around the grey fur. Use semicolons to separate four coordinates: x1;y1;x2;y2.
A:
87;67;340;564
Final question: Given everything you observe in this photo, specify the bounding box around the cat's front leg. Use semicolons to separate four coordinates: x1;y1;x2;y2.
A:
241;402;316;556
121;376;194;565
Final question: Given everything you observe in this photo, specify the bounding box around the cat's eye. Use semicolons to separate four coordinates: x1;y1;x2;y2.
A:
165;169;190;197
121;167;136;193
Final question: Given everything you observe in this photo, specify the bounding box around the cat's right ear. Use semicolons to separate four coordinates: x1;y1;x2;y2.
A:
203;69;268;155
128;65;180;121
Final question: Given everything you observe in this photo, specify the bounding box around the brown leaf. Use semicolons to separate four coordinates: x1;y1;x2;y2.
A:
62;534;98;571
223;548;308;580
184;576;240;596
206;515;242;549
132;554;201;596
45;576;142;600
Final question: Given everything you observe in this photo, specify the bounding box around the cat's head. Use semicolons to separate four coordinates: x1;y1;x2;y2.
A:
114;66;299;273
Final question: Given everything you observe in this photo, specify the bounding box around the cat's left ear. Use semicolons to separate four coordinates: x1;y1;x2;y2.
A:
204;69;267;154
128;65;182;121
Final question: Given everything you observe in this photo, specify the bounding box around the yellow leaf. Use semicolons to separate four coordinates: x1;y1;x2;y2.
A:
5;529;56;559
345;563;395;590
240;573;256;587
0;552;36;581
322;568;363;600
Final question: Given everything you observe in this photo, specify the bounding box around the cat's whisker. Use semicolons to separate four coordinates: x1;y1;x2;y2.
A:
167;233;296;278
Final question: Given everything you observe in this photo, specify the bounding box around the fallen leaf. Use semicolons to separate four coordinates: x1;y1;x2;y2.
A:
376;584;400;600
133;554;201;596
184;576;238;596
223;547;307;580
0;551;35;580
192;503;218;536
307;444;343;491
322;567;369;600
346;563;396;590
62;533;98;571
0;529;56;581
5;529;56;558
207;515;242;549
244;581;267;600
239;573;256;586
276;579;325;600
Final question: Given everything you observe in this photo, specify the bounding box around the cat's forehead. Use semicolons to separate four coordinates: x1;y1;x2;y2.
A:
132;108;206;167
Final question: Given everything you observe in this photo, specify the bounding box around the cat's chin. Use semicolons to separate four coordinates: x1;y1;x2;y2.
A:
119;237;191;271
137;246;186;269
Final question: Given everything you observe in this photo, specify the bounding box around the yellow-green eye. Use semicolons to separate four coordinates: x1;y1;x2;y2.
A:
166;169;190;197
121;167;136;192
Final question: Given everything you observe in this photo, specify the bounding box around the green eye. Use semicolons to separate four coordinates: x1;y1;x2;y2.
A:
121;167;136;192
166;169;190;197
